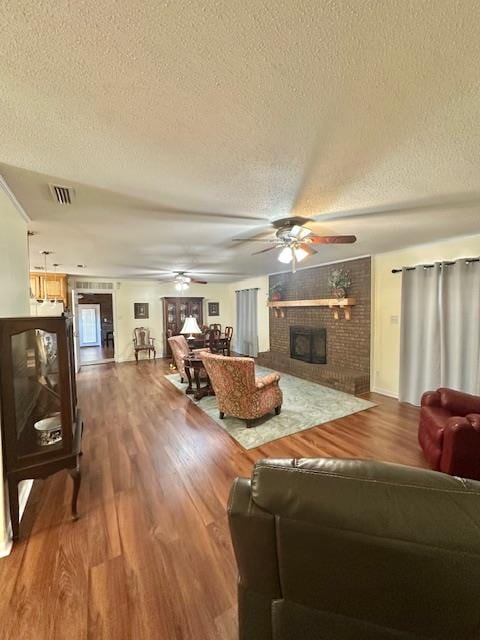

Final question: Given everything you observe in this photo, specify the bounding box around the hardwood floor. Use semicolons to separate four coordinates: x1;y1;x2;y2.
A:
79;345;114;364
0;359;425;640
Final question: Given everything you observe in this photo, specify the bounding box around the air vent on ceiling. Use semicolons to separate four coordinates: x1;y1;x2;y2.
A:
75;281;114;290
49;183;75;205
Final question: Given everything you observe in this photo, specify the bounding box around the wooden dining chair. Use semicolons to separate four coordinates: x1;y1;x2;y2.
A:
208;328;222;354
209;323;222;333
133;327;156;363
223;326;233;356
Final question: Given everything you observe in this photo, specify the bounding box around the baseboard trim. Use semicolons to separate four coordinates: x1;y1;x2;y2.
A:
372;386;398;399
0;479;33;558
115;355;166;364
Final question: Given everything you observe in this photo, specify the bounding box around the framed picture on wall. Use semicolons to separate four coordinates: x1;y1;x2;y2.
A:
208;302;220;316
134;302;149;319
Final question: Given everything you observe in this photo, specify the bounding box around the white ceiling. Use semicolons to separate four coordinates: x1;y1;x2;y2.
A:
1;1;480;281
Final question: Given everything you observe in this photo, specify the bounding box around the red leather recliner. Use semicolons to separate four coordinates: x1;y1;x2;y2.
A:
419;388;480;480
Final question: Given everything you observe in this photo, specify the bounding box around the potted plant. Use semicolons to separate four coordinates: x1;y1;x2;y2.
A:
328;267;352;299
269;282;284;301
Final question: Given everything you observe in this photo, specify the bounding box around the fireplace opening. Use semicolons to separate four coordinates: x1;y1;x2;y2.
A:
290;326;326;364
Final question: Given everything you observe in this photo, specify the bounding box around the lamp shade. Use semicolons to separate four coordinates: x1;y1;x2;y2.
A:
180;316;201;337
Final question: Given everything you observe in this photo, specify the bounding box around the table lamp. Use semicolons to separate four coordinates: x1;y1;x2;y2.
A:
180;316;202;342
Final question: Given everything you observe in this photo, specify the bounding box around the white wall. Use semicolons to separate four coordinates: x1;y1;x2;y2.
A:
117;280;233;361
0;182;30;555
69;278;233;361
373;233;480;397
228;275;270;353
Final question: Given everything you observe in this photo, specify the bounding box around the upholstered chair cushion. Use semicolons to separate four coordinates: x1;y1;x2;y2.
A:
201;352;282;422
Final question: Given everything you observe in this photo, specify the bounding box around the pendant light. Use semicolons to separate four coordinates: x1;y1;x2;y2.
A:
39;250;52;307
27;231;37;302
51;263;61;307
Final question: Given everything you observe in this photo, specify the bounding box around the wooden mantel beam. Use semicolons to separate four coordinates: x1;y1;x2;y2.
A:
267;298;356;320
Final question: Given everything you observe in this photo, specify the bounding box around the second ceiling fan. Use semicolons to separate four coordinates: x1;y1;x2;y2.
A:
233;217;356;272
159;271;208;291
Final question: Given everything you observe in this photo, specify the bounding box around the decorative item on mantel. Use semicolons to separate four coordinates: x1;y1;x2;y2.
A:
269;282;284;302
328;267;352;299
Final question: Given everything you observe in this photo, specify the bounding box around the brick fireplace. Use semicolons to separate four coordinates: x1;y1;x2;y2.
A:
256;256;371;394
290;326;327;364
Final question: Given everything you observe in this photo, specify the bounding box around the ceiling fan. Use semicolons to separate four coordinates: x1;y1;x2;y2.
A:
232;216;357;273
159;271;208;291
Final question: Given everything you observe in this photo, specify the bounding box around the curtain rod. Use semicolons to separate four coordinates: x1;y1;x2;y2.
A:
235;287;260;292
391;257;480;274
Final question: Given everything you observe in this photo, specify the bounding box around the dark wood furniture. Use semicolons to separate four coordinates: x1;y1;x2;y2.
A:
209;323;221;332
163;297;203;355
207;327;234;356
133;327;156;363
207;328;222;353
183;355;215;400
105;329;114;347
223;326;233;356
0;315;83;540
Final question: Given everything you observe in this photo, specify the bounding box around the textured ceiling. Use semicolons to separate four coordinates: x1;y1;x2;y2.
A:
1;0;480;280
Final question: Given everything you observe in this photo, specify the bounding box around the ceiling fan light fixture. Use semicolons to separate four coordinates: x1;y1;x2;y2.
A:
294;246;309;262
175;281;189;292
278;246;293;264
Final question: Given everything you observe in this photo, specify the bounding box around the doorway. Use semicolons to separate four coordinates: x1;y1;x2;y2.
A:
78;293;115;365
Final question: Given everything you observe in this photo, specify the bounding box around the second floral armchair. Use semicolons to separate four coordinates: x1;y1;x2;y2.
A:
201;352;282;427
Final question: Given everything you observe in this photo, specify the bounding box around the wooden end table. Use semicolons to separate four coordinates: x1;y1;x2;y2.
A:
183;355;215;400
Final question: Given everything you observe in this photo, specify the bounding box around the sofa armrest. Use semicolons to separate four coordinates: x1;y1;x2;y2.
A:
421;390;441;407
228;477;281;640
438;388;480;415
440;415;480;478
255;372;280;389
466;413;480;428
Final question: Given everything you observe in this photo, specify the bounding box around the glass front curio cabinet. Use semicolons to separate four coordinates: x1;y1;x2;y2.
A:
0;315;83;540
162;297;204;354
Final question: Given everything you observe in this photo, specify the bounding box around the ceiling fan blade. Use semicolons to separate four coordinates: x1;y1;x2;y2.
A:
308;235;357;244
252;246;279;255
298;243;317;256
190;278;208;284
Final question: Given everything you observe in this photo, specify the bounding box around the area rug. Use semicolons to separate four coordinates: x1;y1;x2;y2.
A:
165;366;375;449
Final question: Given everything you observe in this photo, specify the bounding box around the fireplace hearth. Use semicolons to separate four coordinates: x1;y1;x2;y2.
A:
290;326;326;364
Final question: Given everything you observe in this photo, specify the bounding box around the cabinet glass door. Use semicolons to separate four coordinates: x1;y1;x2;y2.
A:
189;301;201;323
11;328;64;457
166;302;177;334
179;302;188;328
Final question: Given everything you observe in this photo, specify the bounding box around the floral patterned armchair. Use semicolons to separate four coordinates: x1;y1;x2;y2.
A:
201;352;282;427
168;335;207;382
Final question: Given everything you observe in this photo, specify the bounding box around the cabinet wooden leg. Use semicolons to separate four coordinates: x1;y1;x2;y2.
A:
8;479;19;540
69;465;81;521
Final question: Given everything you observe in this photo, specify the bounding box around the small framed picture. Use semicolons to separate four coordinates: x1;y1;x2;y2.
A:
208;302;220;316
134;303;149;319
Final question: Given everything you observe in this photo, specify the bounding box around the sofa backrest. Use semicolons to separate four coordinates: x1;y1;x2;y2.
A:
201;352;257;395
229;457;480;640
439;387;480;415
168;334;189;375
